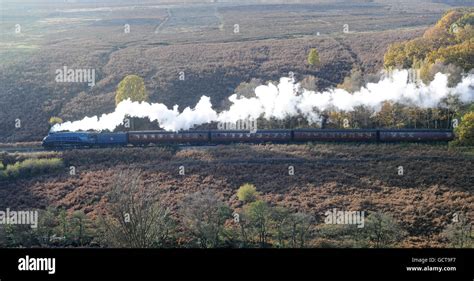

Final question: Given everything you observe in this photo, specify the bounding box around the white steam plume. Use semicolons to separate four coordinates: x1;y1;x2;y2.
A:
51;70;474;132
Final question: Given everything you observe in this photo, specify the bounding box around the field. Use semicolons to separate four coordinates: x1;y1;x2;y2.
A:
0;143;472;247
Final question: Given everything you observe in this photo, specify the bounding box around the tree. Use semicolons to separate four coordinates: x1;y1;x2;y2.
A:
384;8;473;78
318;212;406;248
271;207;291;247
233;78;262;99
337;69;364;93
221;78;263;109
272;208;314;248
307;48;321;67
362;212;406;248
384;42;410;69
300;75;319;91
115;75;148;106
48;116;63;125
423;10;462;47
237;183;259;204
427;40;474;72
352;105;376;128
442;214;473;248
317;224;363;248
244;200;273;247
454;23;474;43
455;12;474;28
70;211;94;246
287;212;313;248
102;170;174;248
179;189;232;248
420;61;463;86
454;111;474;146
37;208;64;246
404;38;432;64
375;102;408;128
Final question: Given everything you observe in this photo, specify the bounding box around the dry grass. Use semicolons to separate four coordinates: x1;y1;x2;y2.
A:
0;143;472;247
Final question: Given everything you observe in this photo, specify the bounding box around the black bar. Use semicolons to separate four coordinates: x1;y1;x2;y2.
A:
0;248;472;281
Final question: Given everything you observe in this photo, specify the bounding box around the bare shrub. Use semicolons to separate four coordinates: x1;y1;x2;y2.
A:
442;214;473;248
179;189;232;248
102;170;174;248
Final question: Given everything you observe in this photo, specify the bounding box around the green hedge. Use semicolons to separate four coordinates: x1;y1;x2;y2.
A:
0;158;63;180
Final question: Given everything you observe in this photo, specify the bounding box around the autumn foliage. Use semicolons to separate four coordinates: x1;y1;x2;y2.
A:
115;75;149;106
454;111;474;146
384;8;473;83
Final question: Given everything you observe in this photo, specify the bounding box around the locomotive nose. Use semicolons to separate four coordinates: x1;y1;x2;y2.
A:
42;134;54;147
42;135;49;145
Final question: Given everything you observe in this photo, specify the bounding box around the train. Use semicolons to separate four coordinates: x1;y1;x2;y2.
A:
42;129;455;149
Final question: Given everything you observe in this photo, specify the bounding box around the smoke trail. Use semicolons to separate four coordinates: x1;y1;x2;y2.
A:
51;70;474;132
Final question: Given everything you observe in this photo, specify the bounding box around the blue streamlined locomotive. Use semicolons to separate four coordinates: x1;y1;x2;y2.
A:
42;129;455;149
42;132;128;148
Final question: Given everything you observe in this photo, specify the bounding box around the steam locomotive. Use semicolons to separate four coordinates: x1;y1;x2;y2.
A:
42;129;455;149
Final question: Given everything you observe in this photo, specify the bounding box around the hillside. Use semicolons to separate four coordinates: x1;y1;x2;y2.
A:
0;0;473;250
1;0;462;142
